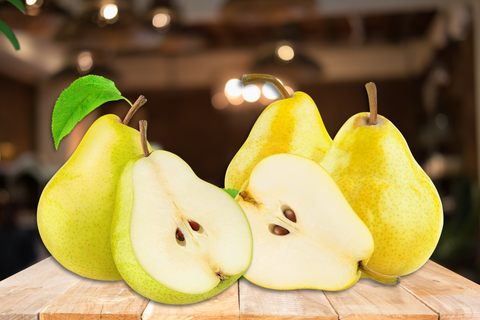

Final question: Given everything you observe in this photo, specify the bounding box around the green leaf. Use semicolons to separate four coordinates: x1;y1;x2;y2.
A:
7;0;25;13
51;75;130;149
0;19;19;51
223;188;240;199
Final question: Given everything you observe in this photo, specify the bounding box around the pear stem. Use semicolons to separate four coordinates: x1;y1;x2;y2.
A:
241;74;291;99
123;95;148;125
358;261;400;285
365;82;377;125
139;120;151;157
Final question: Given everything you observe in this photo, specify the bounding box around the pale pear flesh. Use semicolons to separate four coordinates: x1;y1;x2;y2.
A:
37;114;147;281
225;92;332;190
111;151;253;304
237;153;374;291
321;113;443;276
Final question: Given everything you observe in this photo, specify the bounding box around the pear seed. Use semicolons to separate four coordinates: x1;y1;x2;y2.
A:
176;228;185;241
216;271;226;281
283;209;297;222
273;225;290;236
188;220;200;231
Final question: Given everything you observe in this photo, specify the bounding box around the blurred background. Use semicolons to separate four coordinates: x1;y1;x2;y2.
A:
0;0;479;283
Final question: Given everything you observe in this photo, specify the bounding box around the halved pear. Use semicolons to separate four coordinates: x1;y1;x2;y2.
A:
111;133;252;304
236;153;376;291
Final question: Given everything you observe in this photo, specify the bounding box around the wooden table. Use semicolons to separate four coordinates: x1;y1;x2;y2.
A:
1;257;480;319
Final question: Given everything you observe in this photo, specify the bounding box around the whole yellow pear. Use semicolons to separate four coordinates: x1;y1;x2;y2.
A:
320;83;443;277
38;107;149;280
225;74;332;190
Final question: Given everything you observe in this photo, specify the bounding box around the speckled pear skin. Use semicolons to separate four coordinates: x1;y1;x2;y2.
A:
320;113;443;276
37;114;147;281
225;92;332;190
111;160;244;305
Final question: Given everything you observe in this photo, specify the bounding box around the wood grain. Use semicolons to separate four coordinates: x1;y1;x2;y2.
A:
401;260;480;320
0;257;82;320
142;281;239;320
239;278;338;320
324;278;438;320
40;278;149;320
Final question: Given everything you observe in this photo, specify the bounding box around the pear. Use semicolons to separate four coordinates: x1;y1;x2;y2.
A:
320;83;443;277
37;96;149;281
236;153;398;291
111;121;252;304
225;74;332;190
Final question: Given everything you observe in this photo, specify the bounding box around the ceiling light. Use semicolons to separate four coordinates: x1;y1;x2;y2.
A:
225;79;243;97
285;86;294;95
277;45;294;61
100;4;118;20
243;84;261;102
262;83;280;99
77;51;93;74
212;92;228;110
153;12;171;28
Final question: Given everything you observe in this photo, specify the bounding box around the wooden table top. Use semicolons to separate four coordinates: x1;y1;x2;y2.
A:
1;257;480;319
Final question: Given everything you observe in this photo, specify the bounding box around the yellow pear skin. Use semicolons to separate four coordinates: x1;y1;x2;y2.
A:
225;91;332;190
38;114;147;281
320;112;443;276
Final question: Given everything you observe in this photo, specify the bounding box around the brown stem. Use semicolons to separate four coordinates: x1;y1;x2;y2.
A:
241;74;290;99
123;95;147;125
139;120;151;157
365;82;377;125
358;261;400;285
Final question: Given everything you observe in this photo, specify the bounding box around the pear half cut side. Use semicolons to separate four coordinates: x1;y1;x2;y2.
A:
111;151;253;304
236;153;374;291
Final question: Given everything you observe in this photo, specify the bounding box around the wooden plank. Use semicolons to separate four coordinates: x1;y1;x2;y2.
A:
142;281;239;320
324;277;438;320
239;278;338;320
400;260;480;320
40;278;149;320
0;257;82;320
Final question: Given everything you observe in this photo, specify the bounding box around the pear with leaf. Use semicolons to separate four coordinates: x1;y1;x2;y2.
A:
37;75;151;281
225;74;332;190
320;82;443;277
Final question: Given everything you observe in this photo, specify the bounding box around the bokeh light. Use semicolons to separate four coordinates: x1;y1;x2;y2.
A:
153;13;171;28
262;83;280;99
100;4;118;20
212;92;229;110
277;45;295;61
243;84;261;102
77;51;93;73
225;79;243;97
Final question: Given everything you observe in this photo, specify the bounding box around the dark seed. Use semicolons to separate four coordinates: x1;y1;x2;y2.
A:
273;225;290;236
176;228;185;241
216;271;226;281
188;220;200;231
283;209;297;222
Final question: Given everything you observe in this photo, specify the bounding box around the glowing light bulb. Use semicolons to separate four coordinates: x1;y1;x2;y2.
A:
212;92;228;110
26;0;37;5
285;86;294;95
225;79;243;97
243;84;261;102
101;4;118;20
262;83;280;99
153;13;170;28
277;45;294;61
77;51;93;73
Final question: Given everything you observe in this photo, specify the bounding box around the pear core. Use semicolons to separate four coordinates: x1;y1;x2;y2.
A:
129;151;252;295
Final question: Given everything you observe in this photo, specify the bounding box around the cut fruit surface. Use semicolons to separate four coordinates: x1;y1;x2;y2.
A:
130;151;251;294
236;153;374;291
111;149;252;304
